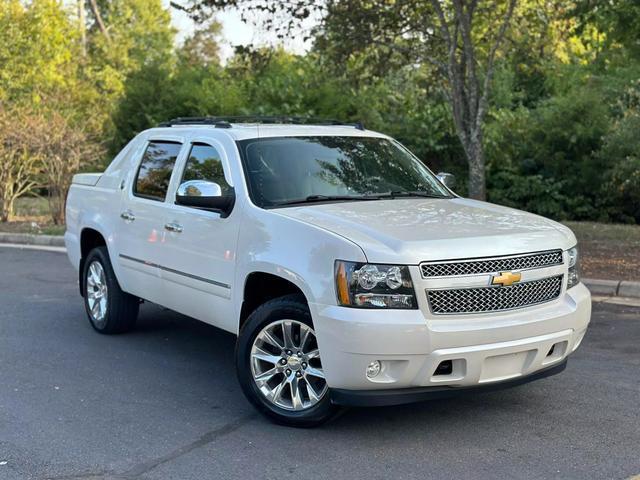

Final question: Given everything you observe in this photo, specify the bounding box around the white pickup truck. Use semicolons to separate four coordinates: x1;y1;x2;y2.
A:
65;117;591;426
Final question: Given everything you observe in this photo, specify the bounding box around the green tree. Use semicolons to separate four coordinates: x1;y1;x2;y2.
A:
0;0;78;103
80;0;177;151
575;0;640;60
179;20;223;67
184;0;520;201
111;62;176;150
597;80;640;223
85;0;176;107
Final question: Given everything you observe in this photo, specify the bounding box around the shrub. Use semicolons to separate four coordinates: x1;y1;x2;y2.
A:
487;170;597;220
597;109;640;223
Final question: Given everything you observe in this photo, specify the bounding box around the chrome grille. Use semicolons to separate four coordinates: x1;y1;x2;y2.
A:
420;250;563;277
427;275;563;315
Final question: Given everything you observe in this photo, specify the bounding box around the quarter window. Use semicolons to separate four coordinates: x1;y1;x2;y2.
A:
182;143;231;195
134;141;182;200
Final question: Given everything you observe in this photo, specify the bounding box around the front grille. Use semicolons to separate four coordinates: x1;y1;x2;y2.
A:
427;275;563;315
420;250;563;278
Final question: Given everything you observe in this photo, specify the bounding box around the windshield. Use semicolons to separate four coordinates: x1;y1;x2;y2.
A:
237;136;451;208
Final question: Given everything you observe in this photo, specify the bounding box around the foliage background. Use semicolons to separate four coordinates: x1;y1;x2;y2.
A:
0;0;639;224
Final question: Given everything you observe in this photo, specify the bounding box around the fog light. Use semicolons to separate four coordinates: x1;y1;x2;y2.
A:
366;360;381;378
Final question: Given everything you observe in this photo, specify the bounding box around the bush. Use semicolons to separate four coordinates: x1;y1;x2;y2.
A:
597;109;640;223
485;78;612;220
606;157;640;223
487;171;597;220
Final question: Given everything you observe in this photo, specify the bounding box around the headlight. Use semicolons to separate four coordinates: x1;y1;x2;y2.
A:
567;246;580;289
335;261;417;309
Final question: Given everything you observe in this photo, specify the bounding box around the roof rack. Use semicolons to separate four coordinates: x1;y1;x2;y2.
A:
157;116;365;130
157;117;232;128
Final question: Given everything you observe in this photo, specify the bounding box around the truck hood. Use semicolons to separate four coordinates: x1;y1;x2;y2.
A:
274;198;576;264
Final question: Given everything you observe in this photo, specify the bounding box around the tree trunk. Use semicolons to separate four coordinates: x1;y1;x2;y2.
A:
48;189;65;225
89;0;111;42
0;196;14;222
465;137;486;201
78;0;87;57
460;122;486;200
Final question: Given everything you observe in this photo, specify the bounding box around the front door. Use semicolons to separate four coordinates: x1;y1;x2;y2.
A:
157;140;240;333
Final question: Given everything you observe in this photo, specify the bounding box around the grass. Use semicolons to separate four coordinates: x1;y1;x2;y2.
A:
14;196;50;217
0;196;66;236
0;221;66;236
563;222;640;281
563;221;640;247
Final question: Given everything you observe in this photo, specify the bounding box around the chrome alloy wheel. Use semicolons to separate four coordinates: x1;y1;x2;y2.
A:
250;319;327;411
86;260;108;326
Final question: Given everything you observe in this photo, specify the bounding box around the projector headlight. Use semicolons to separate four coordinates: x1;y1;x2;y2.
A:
335;261;417;309
567;246;580;289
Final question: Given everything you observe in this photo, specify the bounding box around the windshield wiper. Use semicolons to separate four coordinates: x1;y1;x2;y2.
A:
270;194;383;207
378;191;449;199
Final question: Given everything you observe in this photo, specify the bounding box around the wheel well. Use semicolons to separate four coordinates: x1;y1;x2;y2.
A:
81;228;106;258
79;228;107;296
239;272;307;329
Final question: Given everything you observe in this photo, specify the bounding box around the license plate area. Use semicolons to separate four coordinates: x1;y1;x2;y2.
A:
479;350;537;383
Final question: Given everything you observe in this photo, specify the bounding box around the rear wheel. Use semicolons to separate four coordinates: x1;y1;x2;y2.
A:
83;247;139;334
236;295;338;427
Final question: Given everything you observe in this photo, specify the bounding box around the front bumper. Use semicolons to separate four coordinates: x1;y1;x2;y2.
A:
331;359;568;407
310;282;591;395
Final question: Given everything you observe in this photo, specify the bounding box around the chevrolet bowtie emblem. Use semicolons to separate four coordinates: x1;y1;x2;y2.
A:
491;271;521;287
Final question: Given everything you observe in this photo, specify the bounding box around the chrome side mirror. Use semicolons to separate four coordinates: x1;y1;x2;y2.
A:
436;172;456;190
177;179;222;198
176;180;235;216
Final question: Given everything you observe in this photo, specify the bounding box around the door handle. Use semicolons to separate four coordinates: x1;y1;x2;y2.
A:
120;211;135;222
164;222;183;233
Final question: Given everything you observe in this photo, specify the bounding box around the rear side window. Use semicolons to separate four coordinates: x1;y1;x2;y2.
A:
134;141;182;200
181;143;232;195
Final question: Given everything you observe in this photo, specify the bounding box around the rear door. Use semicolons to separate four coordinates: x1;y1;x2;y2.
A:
116;139;184;304
157;138;240;333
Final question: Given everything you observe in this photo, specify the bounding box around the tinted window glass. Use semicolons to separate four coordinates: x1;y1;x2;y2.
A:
182;143;231;195
134;141;181;200
237;136;450;207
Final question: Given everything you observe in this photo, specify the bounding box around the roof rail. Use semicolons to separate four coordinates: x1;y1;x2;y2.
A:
157;116;365;130
157;117;232;128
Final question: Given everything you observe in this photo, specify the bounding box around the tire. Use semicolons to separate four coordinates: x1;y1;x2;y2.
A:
83;246;139;334
236;294;339;427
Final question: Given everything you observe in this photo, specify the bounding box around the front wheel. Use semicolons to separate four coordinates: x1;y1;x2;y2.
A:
235;295;339;427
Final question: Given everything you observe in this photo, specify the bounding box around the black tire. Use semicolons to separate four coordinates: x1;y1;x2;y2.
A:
82;246;139;334
236;294;340;427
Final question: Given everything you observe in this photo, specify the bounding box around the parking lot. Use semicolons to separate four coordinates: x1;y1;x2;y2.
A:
1;246;639;480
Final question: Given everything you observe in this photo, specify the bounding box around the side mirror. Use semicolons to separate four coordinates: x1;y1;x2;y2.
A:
176;180;235;216
436;172;456;190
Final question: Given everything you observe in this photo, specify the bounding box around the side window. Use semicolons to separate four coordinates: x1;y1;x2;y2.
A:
181;143;232;195
134;141;182;201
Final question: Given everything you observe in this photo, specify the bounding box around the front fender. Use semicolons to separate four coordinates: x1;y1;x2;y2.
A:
234;205;367;324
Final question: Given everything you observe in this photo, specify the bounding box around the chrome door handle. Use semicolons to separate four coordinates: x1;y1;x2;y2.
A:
120;211;135;222
164;222;183;233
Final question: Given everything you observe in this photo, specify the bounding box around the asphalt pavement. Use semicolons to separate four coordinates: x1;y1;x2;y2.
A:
1;247;639;480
